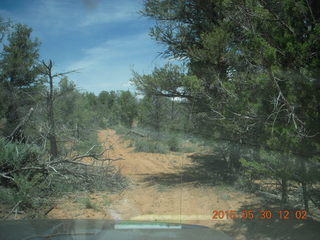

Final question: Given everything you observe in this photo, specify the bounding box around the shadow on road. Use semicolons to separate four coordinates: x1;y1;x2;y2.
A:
141;152;236;187
140;152;320;239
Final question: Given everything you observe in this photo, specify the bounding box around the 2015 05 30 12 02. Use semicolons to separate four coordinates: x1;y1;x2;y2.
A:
212;210;308;220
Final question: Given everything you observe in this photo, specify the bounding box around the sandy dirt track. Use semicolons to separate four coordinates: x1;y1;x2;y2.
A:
48;130;255;236
48;129;320;240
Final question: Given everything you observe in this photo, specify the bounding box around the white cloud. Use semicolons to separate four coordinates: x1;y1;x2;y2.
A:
36;0;141;30
68;33;152;68
79;6;137;27
1;0;141;35
66;33;165;93
0;0;168;94
0;1;80;34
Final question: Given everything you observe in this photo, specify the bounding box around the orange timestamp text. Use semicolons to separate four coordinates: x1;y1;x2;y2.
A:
212;210;308;220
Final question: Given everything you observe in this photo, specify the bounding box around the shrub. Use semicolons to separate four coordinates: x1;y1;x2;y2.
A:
167;136;180;152
0;138;41;172
70;130;102;154
78;197;99;210
133;138;169;154
180;143;199;153
112;125;129;135
13;173;50;209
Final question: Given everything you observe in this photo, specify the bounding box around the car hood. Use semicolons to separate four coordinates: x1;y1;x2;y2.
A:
0;219;234;240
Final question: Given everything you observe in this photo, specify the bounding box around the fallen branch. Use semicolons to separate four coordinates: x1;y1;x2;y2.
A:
3;201;21;219
44;206;54;216
0;172;14;181
126;130;146;137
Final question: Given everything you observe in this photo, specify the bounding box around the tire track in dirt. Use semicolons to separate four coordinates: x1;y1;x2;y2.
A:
47;129;320;240
97;129;256;228
48;129;257;235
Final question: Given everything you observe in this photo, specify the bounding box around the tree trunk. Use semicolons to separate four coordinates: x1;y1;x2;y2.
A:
154;96;161;137
299;157;309;211
302;182;309;211
171;97;175;121
229;141;241;171
47;61;58;158
281;177;288;209
41;60;75;158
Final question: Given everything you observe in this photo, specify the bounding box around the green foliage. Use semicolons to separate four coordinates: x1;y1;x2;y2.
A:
140;0;320;209
0;23;41;139
0;137;41;171
13;173;49;209
0;186;14;204
137;95;168;132
77;197;99;210
80;90;139;128
166;136;180;152
123;128;206;154
132;138;169;154
118;91;138;128
112;124;130;135
0;23;40;87
0;0;319;216
240;157;268;178
0;139;49;209
0;174;51;211
179;143;199;153
0;20;135;216
72;134;102;155
131;63;195;100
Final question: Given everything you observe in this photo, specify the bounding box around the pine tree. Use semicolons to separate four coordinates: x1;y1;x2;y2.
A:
0;23;40;141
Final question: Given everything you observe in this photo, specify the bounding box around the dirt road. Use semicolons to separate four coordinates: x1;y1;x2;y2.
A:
48;130;255;229
47;129;320;239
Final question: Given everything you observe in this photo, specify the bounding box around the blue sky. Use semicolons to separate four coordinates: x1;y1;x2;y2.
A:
0;0;168;94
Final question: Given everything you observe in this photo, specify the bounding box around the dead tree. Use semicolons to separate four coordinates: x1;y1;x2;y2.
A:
40;60;76;158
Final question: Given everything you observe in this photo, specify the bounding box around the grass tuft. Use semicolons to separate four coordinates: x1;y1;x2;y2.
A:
78;197;99;210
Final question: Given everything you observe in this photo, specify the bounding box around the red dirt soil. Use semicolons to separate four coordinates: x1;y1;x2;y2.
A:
47;129;260;239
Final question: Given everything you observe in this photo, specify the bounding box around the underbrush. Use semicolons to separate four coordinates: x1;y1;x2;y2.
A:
132;138;169;153
112;125;209;154
0;136;128;219
77;197;99;210
61;129;103;156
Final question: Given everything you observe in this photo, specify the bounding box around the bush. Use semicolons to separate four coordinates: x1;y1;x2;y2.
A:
133;138;169;154
167;136;180;152
0;138;41;171
78;197;99;210
0;174;51;211
112;125;129;135
67;129;102;154
180;143;199;153
123;129;207;154
0;187;14;204
13;173;50;209
0;139;53;212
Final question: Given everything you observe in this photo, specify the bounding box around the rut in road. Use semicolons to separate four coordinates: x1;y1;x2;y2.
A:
97;129;254;226
48;129;255;228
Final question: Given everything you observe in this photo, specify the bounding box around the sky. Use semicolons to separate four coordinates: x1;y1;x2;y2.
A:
0;0;168;94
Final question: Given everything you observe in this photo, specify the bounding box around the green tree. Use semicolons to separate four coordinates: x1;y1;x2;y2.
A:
118;91;138;128
141;0;320;208
132;63;195;132
0;23;40;141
